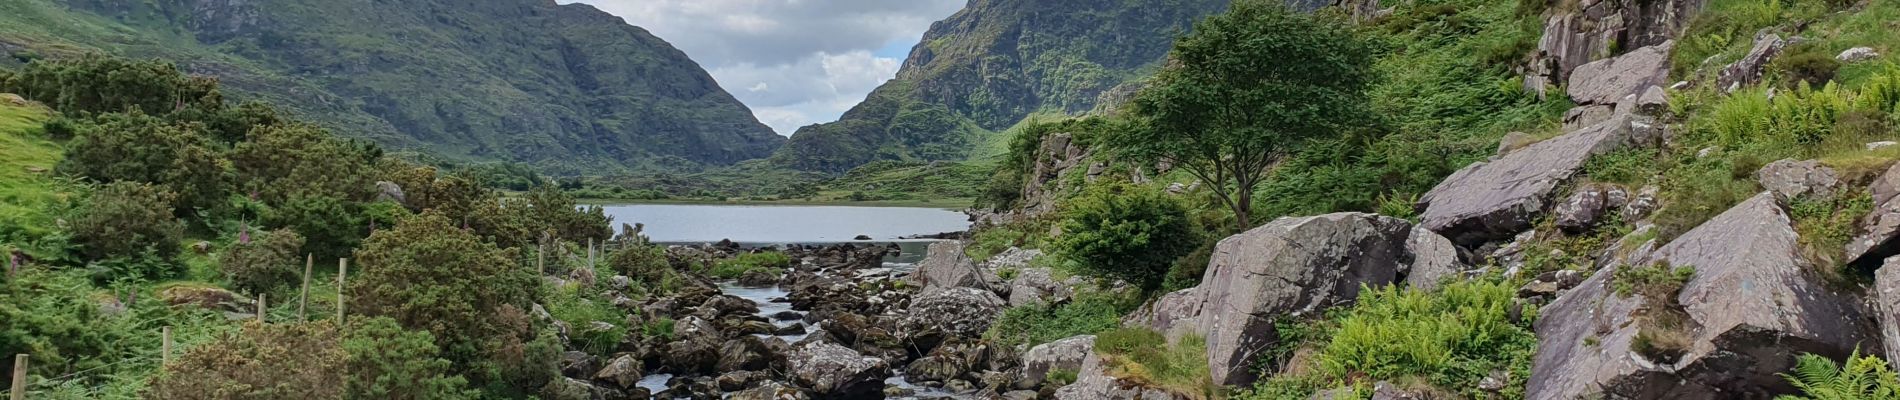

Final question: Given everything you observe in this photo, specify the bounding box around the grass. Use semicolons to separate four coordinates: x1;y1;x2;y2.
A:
0;102;67;261
1790;192;1876;279
707;252;791;280
984;289;1141;349
1095;328;1221;399
543;282;626;356
1613;262;1697;364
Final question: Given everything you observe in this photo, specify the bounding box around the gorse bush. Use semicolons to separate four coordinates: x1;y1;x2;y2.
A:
1778;351;1900;400
70;182;185;276
144;319;476;400
342;317;479;400
608;243;671;283
0;54;222;116
59;111;228;214
217;228;305;295
1051;184;1200;290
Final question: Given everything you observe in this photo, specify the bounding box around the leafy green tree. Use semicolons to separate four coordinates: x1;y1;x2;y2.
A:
261;194;364;260
230;122;378;204
217;228;305;294
0;55;221;116
59;111;229;214
1051;184;1200;290
347;211;550;389
1107;1;1374;230
70;182;186;271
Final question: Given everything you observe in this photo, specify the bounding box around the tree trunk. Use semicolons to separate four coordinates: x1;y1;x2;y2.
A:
1234;188;1254;232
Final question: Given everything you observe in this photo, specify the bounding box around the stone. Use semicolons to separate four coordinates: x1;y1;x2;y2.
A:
1838;46;1880;63
593;354;643;389
374;181;406;205
1006;267;1077;307
716;370;769;392
912;241;992;291
559;351;598;379
1567;42;1673;106
1623;185;1661;221
717;336;773;372
0;93;26;106
1419;112;1649;246
786;341;890;399
1517;269;1582;298
1120;287;1205;340
1717;33;1786;92
191;241;214;254
1848;163;1900;266
1527;193;1869;399
1869;141;1898;151
901;287;1006;341
1635;85;1669;117
1561;104;1615;131
1496;131;1537;156
1192;213;1412;386
1878;257;1900;368
1553;184;1610;234
728;381;810;400
736;269;778;287
1018;335;1096;389
1402;226;1463;292
853;234;873;240
1756;159;1839;199
1054;351;1188;400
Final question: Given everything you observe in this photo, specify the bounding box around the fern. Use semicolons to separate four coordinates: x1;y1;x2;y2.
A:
1777;351;1900;400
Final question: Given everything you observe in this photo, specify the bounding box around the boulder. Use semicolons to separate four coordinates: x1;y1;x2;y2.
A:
1838;47;1880;63
663;317;723;373
1870;141;1898;151
1846;163;1900;266
1527;193;1870;399
1553;184;1629;234
736;269;778;287
1567;42;1674;106
593;354;643;389
1878;257;1900;366
1006;267;1077;307
375;181;406;205
1121;287;1205;340
1496;131;1536;156
1717;33;1786;92
1524;0;1694;97
728;381;810;400
785;342;890;399
1756;159;1839;199
1402;226;1464;292
1193;213;1412;386
901;287;1007;344
717;336;773;372
912;241;993;291
1018;335;1095;389
1053;351;1188;400
560;351;598;379
715;370;769;392
1419;111;1651;246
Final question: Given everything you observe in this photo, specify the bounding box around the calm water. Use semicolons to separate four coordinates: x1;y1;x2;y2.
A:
597;204;971;244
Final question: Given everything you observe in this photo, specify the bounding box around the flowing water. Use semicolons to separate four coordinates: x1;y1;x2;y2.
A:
597;204;973;398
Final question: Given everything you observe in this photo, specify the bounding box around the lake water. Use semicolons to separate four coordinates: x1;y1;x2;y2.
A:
596;204;971;244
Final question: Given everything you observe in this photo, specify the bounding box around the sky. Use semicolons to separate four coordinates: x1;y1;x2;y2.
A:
564;0;967;137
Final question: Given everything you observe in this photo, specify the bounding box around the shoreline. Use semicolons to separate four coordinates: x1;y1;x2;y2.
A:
576;197;975;209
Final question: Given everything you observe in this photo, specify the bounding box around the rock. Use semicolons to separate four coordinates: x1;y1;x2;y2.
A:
786;341;890;399
609;275;631;291
0;93;26;106
728;381;810;400
901;287;1006;344
1018;133;1093;217
1879;257;1900;370
1192;213;1412;386
1121;287;1205;339
1847;163;1900;266
1838;46;1879;63
157;286;245;312
1527;193;1870;399
912;241;993;291
560;351;598;379
1553;184;1629;234
1869;141;1898;151
191;241;214;255
1002;390;1039;400
715;370;769;392
1567;42;1673;106
981;247;1043;271
1525;0;1692;98
718;336;773;372
1018;335;1095;389
1756;159;1839;199
1419;112;1651;246
1166;182;1189;194
1561;104;1615;131
1623;185;1661;221
1516;270;1582;298
1717;33;1786;92
1054;351;1187;400
593;354;643;389
1402;226;1464;292
1006;267;1076;307
736;269;778;287
663;317;723;373
1496;131;1536;156
1635;85;1669;117
853;235;873;241
374;181;406;205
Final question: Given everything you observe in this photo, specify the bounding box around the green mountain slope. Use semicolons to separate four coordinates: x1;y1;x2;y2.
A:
772;0;1250;173
0;0;784;174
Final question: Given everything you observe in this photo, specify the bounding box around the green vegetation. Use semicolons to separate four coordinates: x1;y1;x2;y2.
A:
1614;262;1697;364
709;252;792;280
145;319;477;399
544;283;627;357
215;228;305;294
1778;350;1900;400
1791;192;1876;277
1111;0;1374;229
1051;184;1201;290
1096;328;1221;399
985;290;1143;349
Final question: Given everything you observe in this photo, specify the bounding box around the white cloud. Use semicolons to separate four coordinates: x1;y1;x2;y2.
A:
564;0;965;136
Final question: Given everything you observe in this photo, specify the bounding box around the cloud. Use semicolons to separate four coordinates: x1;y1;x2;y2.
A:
564;0;965;136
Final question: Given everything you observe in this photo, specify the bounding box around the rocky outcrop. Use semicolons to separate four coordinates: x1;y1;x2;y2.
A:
374;181;405;206
1193;213;1412;386
1019;335;1096;389
1878;257;1900;366
901;287;1007;347
1527;193;1870;399
1567;42;1675;107
911;241;993;291
1403;226;1465;292
1006;267;1078;307
1021;133;1093;216
786;342;890;399
1418;109;1655;246
593;354;643;389
1525;0;1700;97
1756;159;1840;199
1839;47;1881;63
1121;287;1206;339
1054;351;1189;400
1554;183;1632;234
1849;163;1900;266
1717;33;1787;92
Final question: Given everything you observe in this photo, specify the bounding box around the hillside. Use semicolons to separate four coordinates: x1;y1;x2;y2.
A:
0;0;784;174
771;0;1250;173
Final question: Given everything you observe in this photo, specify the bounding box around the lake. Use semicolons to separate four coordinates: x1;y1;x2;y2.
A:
595;204;972;244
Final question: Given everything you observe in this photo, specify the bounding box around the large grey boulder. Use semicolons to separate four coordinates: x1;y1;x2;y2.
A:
1846;163;1900;266
1878;257;1900;366
1019;335;1096;389
1524;0;1695;97
1567;42;1674;106
1839;47;1881;63
1757;159;1839;199
593;354;643;389
1402;226;1464;292
1121;287;1206;340
1554;183;1632;234
912;241;992;291
1419;112;1650;246
375;181;406;205
786;342;889;399
901;286;1007;341
1718;33;1787;92
1053;351;1189;400
1527;193;1870;399
1194;213;1412;386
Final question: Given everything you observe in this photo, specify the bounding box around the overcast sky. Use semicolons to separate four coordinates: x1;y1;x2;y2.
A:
564;0;966;136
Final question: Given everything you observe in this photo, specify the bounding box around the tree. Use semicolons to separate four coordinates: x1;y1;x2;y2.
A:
144;319;477;400
60;111;230;214
1107;1;1374;230
230;122;378;205
0;55;221;116
217;228;305;294
70;182;185;271
1050;184;1200;291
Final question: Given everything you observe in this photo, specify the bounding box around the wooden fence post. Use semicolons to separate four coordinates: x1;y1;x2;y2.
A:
587;238;595;271
256;293;266;324
161;326;172;365
537;240;545;276
11;354;26;400
336;258;348;324
300;254;312;321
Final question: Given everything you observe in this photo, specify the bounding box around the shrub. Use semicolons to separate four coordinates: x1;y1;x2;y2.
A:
1779;350;1900;400
229;122;378;205
217;228;305;294
145;321;349;399
544;284;626;356
985;290;1142;349
1051;184;1200;290
70;182;185;272
1774;46;1844;89
262;194;364;260
58;112;228;214
607;244;670;283
343;317;479;400
0;269;129;384
0;55;222;116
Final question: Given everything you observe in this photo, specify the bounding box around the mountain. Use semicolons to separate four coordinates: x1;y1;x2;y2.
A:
772;0;1253;173
0;0;784;173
